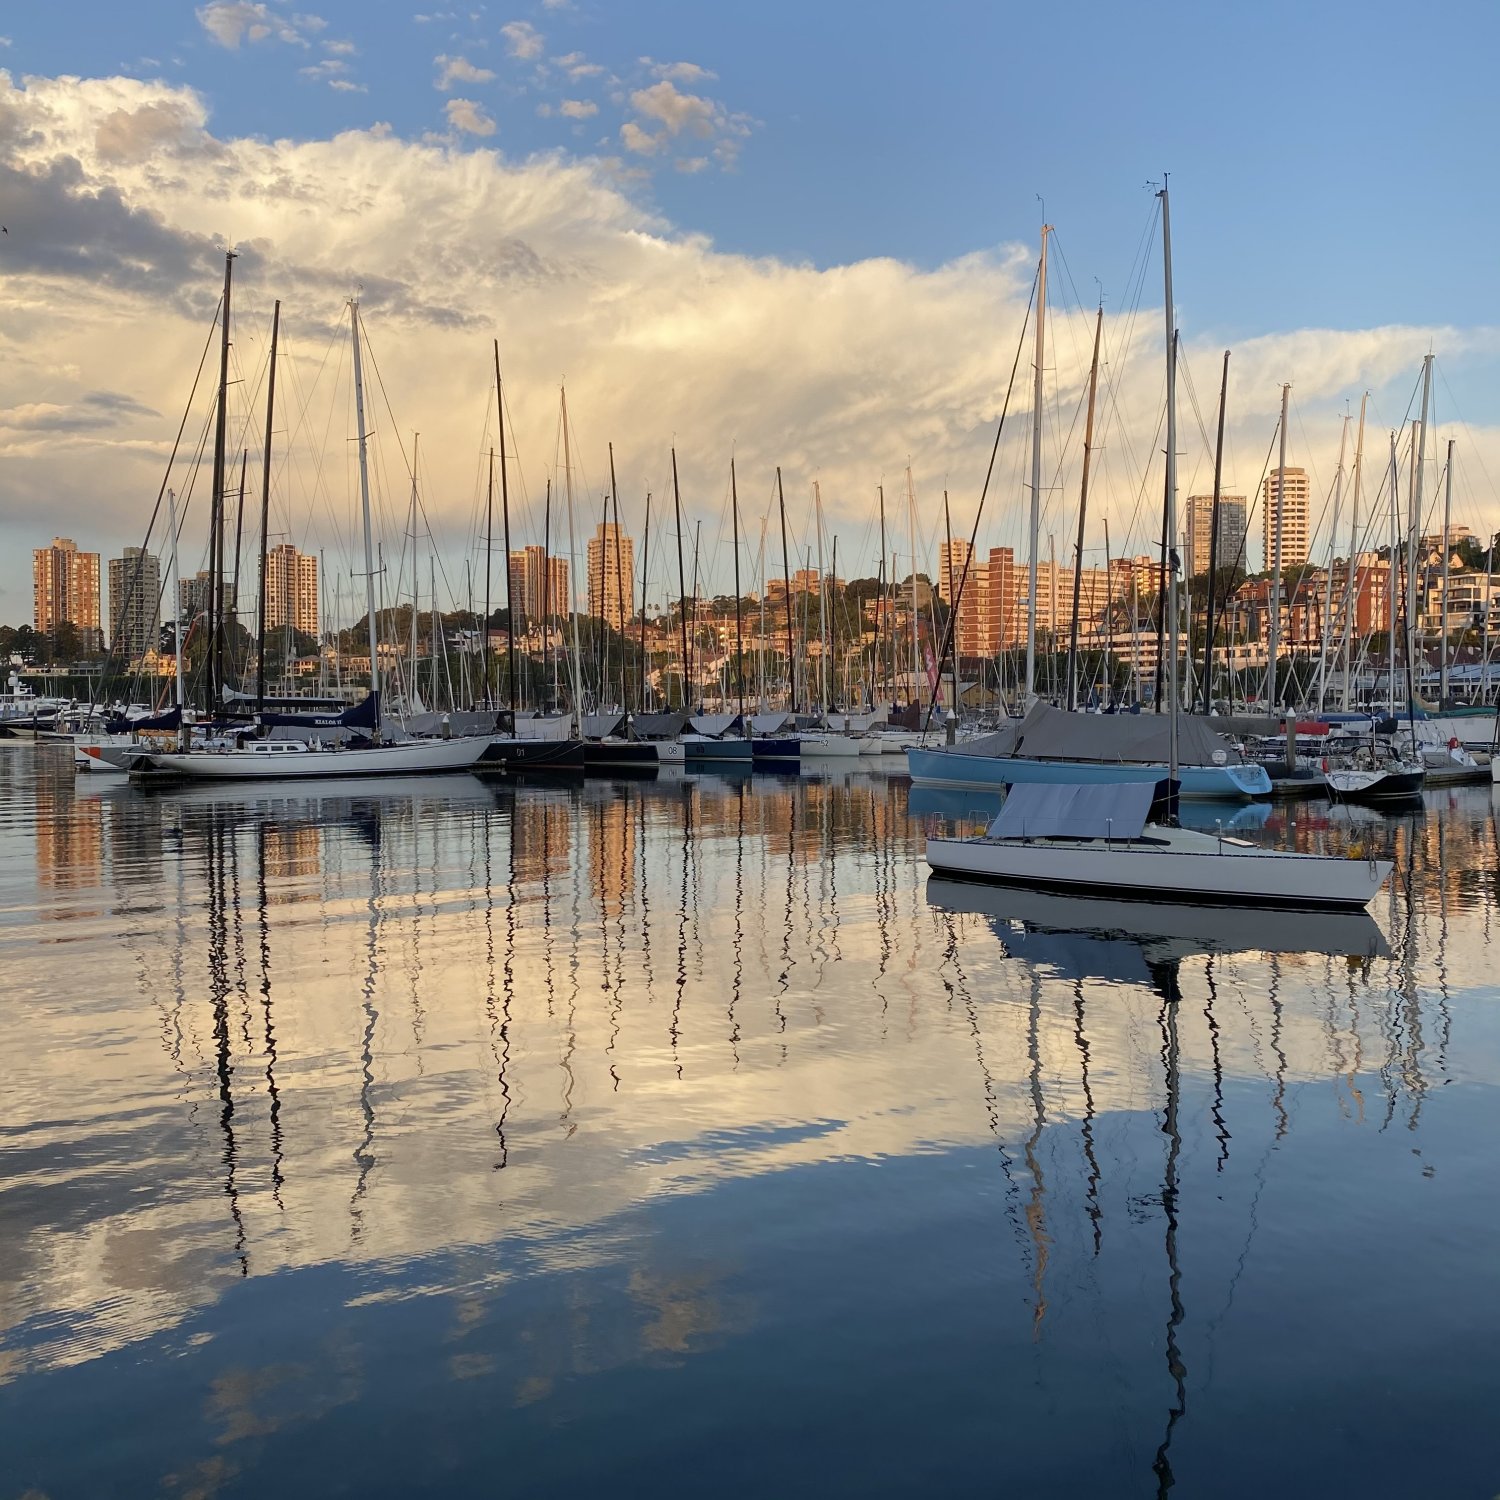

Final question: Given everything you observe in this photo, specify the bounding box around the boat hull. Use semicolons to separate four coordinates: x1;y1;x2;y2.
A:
131;736;491;779
582;740;658;769
925;833;1390;910
478;737;586;772
907;747;1270;800
750;737;801;763
798;733;863;759
680;737;753;762
1326;768;1425;802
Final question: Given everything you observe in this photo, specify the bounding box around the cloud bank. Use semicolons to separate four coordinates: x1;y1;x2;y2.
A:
0;68;1494;619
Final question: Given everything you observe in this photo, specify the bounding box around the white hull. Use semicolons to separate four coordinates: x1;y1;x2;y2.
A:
74;736;136;773
927;823;1390;910
798;732;863;759
127;736;490;780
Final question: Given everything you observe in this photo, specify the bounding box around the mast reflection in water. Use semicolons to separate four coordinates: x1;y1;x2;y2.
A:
1;751;1498;1498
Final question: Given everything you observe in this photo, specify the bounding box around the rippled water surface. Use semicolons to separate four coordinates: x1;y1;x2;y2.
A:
2;746;1498;1498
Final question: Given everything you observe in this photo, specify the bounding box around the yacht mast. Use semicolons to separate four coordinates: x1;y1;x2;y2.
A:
1267;382;1289;710
1158;180;1180;787
255;298;280;712
349;299;382;737
777;467;795;712
207;251;235;716
1066;304;1103;710
1200;350;1229;713
1341;394;1368;711
560;386;585;731
815;480;829;710
1441;437;1455;706
1316;413;1351;712
673;448;691;710
731;459;745;724
495;342;517;715
168;489;185;740
1025;224;1050;703
1409;358;1433;673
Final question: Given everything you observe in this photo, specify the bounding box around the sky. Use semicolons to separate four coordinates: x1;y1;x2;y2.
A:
3;0;1499;623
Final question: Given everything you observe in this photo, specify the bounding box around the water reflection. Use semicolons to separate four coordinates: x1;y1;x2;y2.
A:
2;749;1499;1496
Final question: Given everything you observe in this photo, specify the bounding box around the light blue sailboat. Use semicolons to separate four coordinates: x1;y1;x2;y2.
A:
906;703;1271;801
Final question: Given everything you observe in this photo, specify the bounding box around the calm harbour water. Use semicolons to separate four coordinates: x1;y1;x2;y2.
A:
2;745;1498;1498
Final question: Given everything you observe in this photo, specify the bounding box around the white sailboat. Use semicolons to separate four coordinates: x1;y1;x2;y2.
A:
132;294;490;782
925;780;1390;910
925;182;1393;913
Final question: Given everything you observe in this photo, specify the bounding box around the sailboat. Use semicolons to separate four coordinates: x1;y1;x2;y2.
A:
925;183;1392;912
131;288;490;781
925;779;1390;909
1327;406;1429;804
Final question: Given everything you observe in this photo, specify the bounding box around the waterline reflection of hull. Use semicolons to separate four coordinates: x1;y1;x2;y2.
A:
907;746;1270;800
926;878;1390;963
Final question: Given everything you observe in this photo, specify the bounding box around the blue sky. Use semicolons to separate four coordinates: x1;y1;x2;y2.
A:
7;0;1497;335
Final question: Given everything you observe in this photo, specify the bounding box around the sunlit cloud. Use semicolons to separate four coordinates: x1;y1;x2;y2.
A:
435;54;495;89
0;67;1494;611
500;20;543;61
444;96;496;135
195;1;324;49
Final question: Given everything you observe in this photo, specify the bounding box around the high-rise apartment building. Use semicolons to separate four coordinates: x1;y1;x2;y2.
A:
587;523;635;632
1184;494;1248;577
507;545;569;625
1262;467;1310;569
107;547;161;659
263;544;319;637
179;570;213;623
938;538;985;659
33;537;101;650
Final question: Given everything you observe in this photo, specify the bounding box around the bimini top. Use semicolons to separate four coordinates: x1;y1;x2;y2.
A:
987;780;1156;842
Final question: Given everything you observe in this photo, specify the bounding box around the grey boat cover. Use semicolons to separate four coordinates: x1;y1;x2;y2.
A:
404;710;499;738
750;711;790;735
988;780;1155;841
952;702;1245;766
583;712;625;740
634;710;690;739
513;713;575;741
689;713;740;738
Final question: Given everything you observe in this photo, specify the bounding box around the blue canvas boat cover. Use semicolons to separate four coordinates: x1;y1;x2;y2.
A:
987;780;1155;841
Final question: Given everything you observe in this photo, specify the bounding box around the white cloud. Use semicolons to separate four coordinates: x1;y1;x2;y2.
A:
0;69;1495;615
195;2;322;49
500;20;543;60
559;98;597;120
619;120;660;156
643;58;717;84
541;0;571;10
329;79;367;93
445;97;497;135
435;54;496;89
554;51;603;79
619;78;754;169
675;156;709;175
324;38;358;56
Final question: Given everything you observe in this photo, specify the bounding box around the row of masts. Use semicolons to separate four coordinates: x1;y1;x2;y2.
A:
181;233;1470;733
